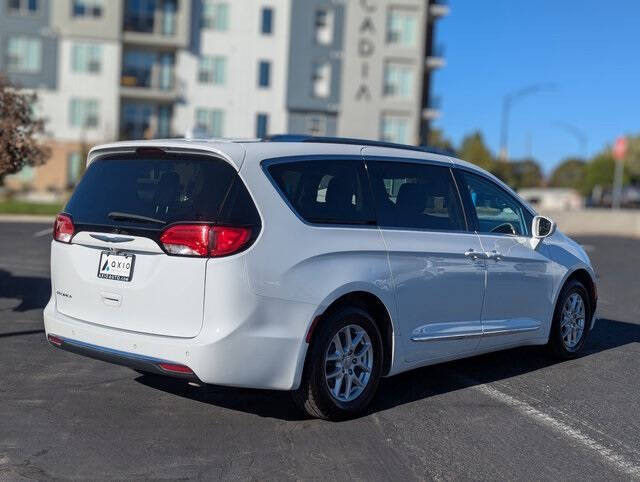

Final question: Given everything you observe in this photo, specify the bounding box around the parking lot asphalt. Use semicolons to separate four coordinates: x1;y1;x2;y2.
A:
1;221;639;480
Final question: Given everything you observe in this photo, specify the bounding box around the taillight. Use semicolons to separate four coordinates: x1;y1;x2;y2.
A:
159;224;210;256
210;226;251;256
53;214;74;243
159;224;251;257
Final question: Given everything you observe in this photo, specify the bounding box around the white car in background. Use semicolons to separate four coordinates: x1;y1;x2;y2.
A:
44;136;597;420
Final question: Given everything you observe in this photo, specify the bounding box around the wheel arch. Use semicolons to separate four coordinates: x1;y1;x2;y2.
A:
305;289;396;377
554;266;598;324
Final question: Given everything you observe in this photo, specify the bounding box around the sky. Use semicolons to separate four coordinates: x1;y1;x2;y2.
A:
432;0;640;173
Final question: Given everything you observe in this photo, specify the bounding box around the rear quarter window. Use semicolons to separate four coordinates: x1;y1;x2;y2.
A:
266;159;375;225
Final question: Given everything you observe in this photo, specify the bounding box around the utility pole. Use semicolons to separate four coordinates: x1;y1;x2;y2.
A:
499;83;556;161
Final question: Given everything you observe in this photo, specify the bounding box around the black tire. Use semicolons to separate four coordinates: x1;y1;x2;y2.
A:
547;279;591;359
293;306;383;421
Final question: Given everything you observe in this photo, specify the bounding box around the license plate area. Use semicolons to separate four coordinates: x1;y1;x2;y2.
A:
97;251;135;282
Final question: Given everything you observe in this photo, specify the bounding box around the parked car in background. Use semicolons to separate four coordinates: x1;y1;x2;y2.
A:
44;136;598;420
518;187;584;211
589;185;640;208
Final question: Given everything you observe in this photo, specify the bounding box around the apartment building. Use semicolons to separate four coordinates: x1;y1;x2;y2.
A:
2;0;447;195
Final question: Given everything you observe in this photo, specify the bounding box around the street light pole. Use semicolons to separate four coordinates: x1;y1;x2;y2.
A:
555;122;588;159
499;83;556;161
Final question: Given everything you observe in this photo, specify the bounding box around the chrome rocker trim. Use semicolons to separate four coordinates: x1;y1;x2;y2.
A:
411;325;540;342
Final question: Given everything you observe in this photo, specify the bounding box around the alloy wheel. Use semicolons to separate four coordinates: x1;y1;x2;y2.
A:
560;292;586;349
324;324;374;402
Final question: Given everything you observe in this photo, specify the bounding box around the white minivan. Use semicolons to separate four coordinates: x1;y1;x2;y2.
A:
44;137;597;420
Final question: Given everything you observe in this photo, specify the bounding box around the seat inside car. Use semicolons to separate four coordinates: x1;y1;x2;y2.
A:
395;182;453;230
324;176;356;218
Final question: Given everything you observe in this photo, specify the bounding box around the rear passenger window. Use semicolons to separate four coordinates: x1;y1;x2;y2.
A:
267;159;375;225
368;161;466;231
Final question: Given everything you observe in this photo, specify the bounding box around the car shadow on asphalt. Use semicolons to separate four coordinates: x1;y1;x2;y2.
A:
0;269;51;313
135;317;640;422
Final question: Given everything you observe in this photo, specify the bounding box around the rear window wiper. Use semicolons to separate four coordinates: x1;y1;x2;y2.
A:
108;212;166;225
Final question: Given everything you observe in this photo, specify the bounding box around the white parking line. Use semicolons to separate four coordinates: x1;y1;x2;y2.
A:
472;383;640;478
33;228;52;238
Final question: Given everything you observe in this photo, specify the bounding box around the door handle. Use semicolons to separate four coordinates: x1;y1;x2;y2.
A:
486;250;502;261
464;249;482;260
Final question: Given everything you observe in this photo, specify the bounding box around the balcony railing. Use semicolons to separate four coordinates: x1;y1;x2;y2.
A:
426;45;446;70
429;0;450;19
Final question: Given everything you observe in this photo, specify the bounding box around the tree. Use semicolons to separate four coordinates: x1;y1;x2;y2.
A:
510;158;543;189
549;158;587;190
583;152;628;196
0;74;50;180
426;128;455;153
457;131;494;171
490;160;516;187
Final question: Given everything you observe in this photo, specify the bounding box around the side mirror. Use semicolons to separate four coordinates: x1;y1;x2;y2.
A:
532;215;555;238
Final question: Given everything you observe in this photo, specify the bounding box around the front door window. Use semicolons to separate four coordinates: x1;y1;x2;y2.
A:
459;171;529;236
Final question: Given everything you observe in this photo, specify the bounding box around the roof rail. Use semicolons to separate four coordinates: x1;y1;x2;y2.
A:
264;134;450;155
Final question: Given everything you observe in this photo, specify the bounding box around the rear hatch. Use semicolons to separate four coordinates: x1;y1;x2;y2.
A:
52;149;260;338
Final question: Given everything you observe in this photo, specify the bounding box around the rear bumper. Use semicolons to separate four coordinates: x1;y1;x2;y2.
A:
43;296;313;390
47;334;201;382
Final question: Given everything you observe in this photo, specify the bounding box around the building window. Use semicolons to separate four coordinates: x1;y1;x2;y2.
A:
311;61;331;98
123;0;155;32
202;1;229;31
195;108;224;137
121;102;153;139
307;116;326;136
198;56;226;85
122;50;154;88
70;99;99;128
256;113;268;138
8;0;39;14
67;152;83;186
158;52;173;89
71;43;102;74
261;7;273;34
381;114;409;144
15;165;35;183
162;0;177;35
258;60;270;88
387;8;417;46
383;62;414;98
122;50;174;90
314;9;334;45
157;105;172;137
7;37;42;73
72;0;103;18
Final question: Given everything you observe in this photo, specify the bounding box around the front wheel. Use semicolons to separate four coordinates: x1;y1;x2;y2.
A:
293;306;383;420
548;279;591;359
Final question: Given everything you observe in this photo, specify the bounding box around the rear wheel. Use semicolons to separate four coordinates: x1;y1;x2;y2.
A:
548;279;591;359
293;306;383;420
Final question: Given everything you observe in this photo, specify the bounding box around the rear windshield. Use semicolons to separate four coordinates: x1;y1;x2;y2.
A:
65;153;259;229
